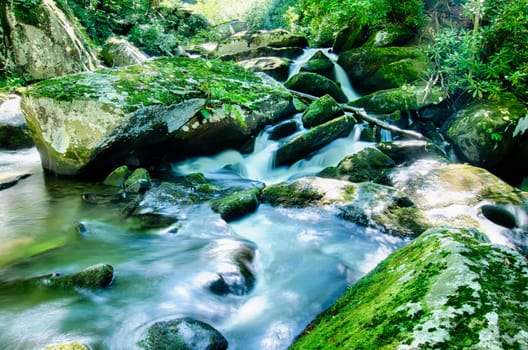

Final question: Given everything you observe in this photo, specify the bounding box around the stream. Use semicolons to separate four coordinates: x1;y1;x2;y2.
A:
0;50;407;349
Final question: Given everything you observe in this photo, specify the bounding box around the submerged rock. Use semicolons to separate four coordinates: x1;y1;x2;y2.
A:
20;57;292;176
142;318;228;350
274;114;357;166
211;188;261;222
291;227;528;349
284;72;348;103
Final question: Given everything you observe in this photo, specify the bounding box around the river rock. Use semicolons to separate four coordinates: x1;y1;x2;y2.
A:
142;318;228;350
332;23;370;54
20;57;292;176
363;25;415;47
284;72;348;103
211;188;261;222
0;0;98;81
268;120;299;140
124;168;151;193
274;114;357;167
216;29;308;58
319;147;395;183
377;140;448;164
291;226;528;349
43;341;90;350
337;46;426;94
444;93;528;183
101;37;149;67
349;84;447;114
237;56;292;81
300;50;334;80
0;95;33;149
262;176;430;237
218;46;304;62
301;94;344;128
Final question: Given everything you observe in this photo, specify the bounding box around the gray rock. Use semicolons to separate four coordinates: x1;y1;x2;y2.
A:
101;37;148;67
0;95;33;149
285;72;348;103
237;56;292;81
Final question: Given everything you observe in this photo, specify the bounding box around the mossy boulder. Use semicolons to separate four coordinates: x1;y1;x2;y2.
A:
319;147;395;183
291;227;528;349
332;23;370;54
43;341;90;350
444;93;528;182
377;140;448;165
0;95;33;149
363;25;415;47
100;37;148;67
217;46;304;62
1;0;98;81
20;57;292;176
103;165;131;188
360;57;429;93
300;50;334;80
215;29;308;58
237;56;292;81
274;114;357;166
284;72;348;103
141;318;228;350
337;46;426;94
211;188;261;222
124;167;151;193
349;84;447;114
301;94;344;128
262;176;430;237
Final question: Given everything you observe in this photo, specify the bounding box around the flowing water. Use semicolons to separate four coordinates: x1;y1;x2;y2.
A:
0;52;408;349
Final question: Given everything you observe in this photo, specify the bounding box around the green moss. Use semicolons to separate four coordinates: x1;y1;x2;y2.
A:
261;183;324;207
103;165;131;188
211;188;261;222
24;57;290;113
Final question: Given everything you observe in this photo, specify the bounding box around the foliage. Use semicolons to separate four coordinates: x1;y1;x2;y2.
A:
429;0;528;101
243;0;297;31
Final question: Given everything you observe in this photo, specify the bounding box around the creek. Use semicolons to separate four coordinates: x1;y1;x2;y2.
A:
0;50;407;349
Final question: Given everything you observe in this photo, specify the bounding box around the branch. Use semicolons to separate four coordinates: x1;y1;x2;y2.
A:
288;89;426;141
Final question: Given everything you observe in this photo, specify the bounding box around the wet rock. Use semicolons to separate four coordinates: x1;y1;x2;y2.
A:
0;173;31;191
43;341;90;350
332;23;370;54
377;140;447;165
284;72;348;103
0;95;33;149
291;227;528;349
211;188;260;222
103;165;131;188
300;50;334;80
274;114;357;166
21;57;292;176
363;25;415;47
319;147;395;183
444;93;528;183
301;94;344;128
1;0;98;81
124;168;152;193
349;84;447;114
101;37;149;67
218;46;304;62
142;318;228;350
237;57;292;81
268;120;299;140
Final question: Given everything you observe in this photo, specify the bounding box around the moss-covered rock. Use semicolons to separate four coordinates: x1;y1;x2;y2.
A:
349;84;447;114
100;37;148;67
124;167;151;193
141;318;228;350
363;25;415;47
377;140;448;165
103;165;131;188
360;57;429;93
284;72;348;103
301;94;344;128
237;56;292;81
291;227;528;349
0;95;33;149
444;93;528;182
1;0;98;81
43;341;90;350
21;56;292;176
332;23;370;54
274;114;357;166
319;147;395;183
300;50;335;80
338;46;426;94
268;119;299;140
217;46;304;62
211;188;260;222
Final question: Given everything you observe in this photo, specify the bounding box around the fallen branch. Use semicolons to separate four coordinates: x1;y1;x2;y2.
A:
288;89;426;141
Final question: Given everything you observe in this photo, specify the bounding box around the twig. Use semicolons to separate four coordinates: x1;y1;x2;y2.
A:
288;89;426;140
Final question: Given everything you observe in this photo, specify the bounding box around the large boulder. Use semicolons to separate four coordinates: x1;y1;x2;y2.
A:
301;94;344;128
337;46;426;95
349;84;447;114
284;72;348;103
141;318;228;350
237;56;292;81
363;25;415;48
100;37;149;67
332;23;370;54
0;0;98;81
291;227;528;349
20;57;293;176
299;50;334;80
274;114;357;166
0;94;33;149
444;93;528;183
